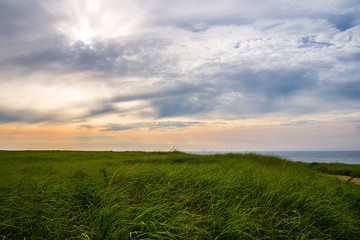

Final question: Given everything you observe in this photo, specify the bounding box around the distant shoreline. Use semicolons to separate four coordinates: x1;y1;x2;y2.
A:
188;150;360;164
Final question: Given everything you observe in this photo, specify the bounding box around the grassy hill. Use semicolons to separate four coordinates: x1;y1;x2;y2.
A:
1;151;360;239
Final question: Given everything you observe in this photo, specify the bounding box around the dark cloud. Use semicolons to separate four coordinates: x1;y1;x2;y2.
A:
327;81;360;100
0;109;51;123
78;125;95;130
227;69;318;99
152;94;213;118
135;68;320;118
0;0;50;37
87;104;117;117
0;110;22;123
100;121;204;131
10;37;71;68
7;39;113;74
7;36;174;78
329;13;358;31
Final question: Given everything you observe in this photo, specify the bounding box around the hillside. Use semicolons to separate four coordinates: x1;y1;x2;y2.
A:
1;151;360;239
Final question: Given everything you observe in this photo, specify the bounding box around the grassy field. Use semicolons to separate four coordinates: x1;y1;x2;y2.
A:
1;151;360;239
306;162;360;178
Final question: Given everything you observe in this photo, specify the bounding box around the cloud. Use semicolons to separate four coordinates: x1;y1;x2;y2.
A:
68;136;115;141
298;36;333;48
225;69;318;98
148;0;360;29
78;125;95;130
0;109;53;123
0;0;359;126
101;121;204;131
326;81;360;100
0;0;51;38
282;120;316;126
141;68;320;119
0;110;23;123
329;12;359;32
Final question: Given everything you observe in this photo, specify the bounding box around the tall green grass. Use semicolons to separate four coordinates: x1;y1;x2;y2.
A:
1;151;360;239
306;162;360;178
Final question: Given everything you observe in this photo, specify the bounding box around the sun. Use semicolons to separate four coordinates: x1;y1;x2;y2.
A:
74;20;94;47
42;0;145;48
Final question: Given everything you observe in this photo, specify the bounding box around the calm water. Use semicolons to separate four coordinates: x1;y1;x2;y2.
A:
188;151;360;164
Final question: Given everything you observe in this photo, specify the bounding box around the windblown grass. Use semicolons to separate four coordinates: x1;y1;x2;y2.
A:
0;151;359;239
306;162;360;178
104;169;117;200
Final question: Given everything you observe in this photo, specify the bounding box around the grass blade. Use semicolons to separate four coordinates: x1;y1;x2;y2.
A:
104;169;117;200
119;163;139;186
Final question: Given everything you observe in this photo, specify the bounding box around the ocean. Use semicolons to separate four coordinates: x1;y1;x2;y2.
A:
188;151;360;164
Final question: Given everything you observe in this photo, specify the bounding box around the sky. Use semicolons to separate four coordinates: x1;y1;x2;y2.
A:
0;0;360;151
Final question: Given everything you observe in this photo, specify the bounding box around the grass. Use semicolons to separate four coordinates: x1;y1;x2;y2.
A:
306;162;360;178
0;151;360;239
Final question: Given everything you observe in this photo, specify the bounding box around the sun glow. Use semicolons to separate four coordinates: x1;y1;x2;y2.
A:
42;0;146;46
75;20;93;45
